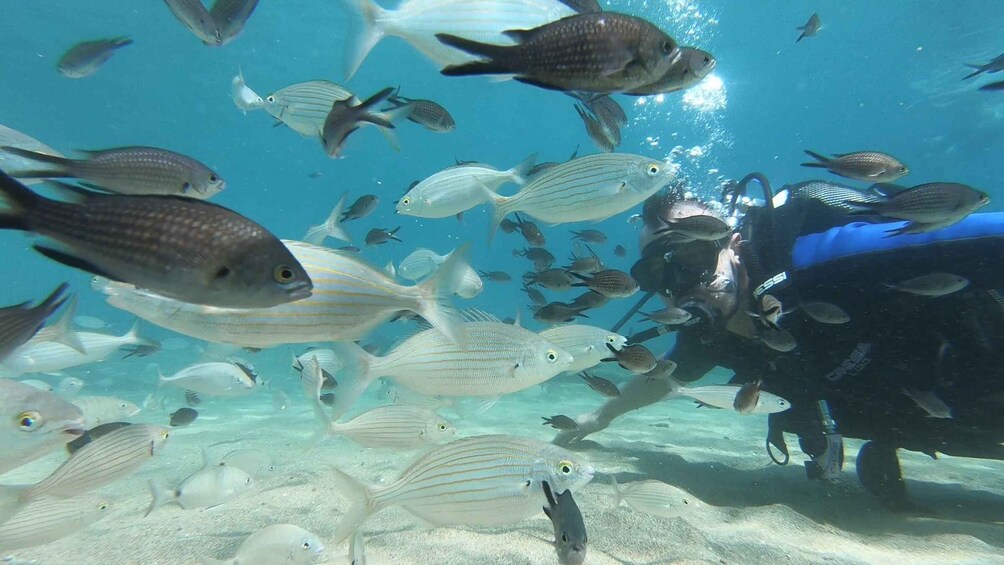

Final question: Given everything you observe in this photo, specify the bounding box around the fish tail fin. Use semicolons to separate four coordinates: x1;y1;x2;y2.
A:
145;479;175;517
0;146;72;170
47;292;87;354
330;467;379;545
341;0;389;80
415;244;470;347
800;150;830;168
326;342;380;420
487;196;514;244
611;476;625;508
308;192;352;244
436;34;512;76
112;36;134;49
0;167;41;231
123;319;156;349
795;32;807;42
302;224;327;246
507;152;538;185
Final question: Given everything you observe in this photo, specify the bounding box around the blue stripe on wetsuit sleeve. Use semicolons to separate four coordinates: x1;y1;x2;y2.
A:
791;212;1004;270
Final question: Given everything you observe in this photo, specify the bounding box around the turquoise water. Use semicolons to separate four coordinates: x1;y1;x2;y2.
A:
2;1;1004;564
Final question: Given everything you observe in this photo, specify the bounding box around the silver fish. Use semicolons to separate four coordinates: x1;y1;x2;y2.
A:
612;477;702;518
323;405;456;449
304;192;353;245
57;37;133;78
209;0;260;45
385;95;456;132
0;380;85;478
265;80;356;136
397;154;536;219
540;324;626;373
902;387;953;419
147;465;253;515
489;153;678;240
158;362;256;397
71;396;140;427
0;494;113;550
163;0;222;45
641;307;692;325
1;321;151;376
199;523;324;565
681;384;790;414
231;68;264;112
885;272;969;297
329;435;594;544
213;448;276;477
796;13;820;42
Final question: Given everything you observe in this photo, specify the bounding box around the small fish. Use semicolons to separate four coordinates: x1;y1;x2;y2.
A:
438;13;681;94
56;376;85;399
800;301;850;324
574;104;616;152
515;213;546;246
614;244;626;257
213;448;276;477
339;245;361;253
524;268;576;291
602;343;657;373
57;37;133;78
323;405;456;449
846;182;989;235
542;325;626;373
612;477;702;519
681;384;790;414
732;379;762;414
587;95;628;129
169;407;199;427
322;87;396;158
515;246;556;270
121;342;162;359
147;465;254;515
570;269;639;298
523;285;547;307
568;290;608;311
231;68;264;113
641;307;692;325
757;327;797;353
72;396;140;427
644;359;678;382
343;195;380;222
0;173;311;309
2;145;226;198
499;218;519;234
570;229;607;244
365;226;402;246
801;150;909;183
543;480;588;565
163;0;222;45
565;251;603;275
655;213;731;241
479;270;511;282
304;192;353;245
580;372;621;398
0;283;71;362
159;362;256;397
749;294;786;330
796;13;820;42
329;435;594;544
199;524;324;565
979;80;1004;91
209;0;261;45
542;415;579;431
0;494;113;551
963;52;1004;80
65;422;132;455
0;380;85;478
885;272;969;297
385;95;456;132
534;302;588;324
624;47;716;95
902;387;953;419
398;154;536;219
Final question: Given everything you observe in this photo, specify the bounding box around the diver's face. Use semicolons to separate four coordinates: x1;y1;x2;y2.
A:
671;237;743;322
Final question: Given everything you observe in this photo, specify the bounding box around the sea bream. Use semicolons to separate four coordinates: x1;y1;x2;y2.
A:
101;241;470;348
157;362;258;398
339;0;578;79
0;379;85;479
397;154;536;219
0;321;152;376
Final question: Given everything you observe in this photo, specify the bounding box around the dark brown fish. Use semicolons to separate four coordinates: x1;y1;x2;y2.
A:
386;95;456;132
574;104;616;152
0;170;312;308
733;379;761;414
169;407;199;427
438;13;681;94
542;414;579;430
523;285;547;307
184;390;202;406
0;283;70;362
515;247;556;270
478;270;511;282
515;213;546;246
499;218;519;234
342;195;380;222
121;342;162;359
65;422;132;455
565;252;603;275
979;80;1004;91
570;229;607;244
586;96;627;128
802;150;908;183
209;0;260;45
322;87;396;158
568;290;608;310
625;47;716;95
570;269;639;298
57;37;134;78
339;245;361;253
580;372;620;398
534;302;588;324
614;244;626;258
846;182;989;233
558;0;602;13
795;13;820;42
524;268;575;291
364;226;402;246
163;0;221;45
602;343;656;373
963;52;1004;80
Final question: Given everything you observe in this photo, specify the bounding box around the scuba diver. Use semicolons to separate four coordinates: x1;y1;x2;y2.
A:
554;174;1004;512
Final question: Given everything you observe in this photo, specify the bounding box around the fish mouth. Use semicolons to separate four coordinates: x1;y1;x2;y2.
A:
61;419;87;437
287;283;314;302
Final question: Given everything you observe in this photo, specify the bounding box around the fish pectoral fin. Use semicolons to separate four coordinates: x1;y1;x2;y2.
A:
34;245;123;282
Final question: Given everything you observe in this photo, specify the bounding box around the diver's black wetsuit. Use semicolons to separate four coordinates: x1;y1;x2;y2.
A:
666;203;1004;509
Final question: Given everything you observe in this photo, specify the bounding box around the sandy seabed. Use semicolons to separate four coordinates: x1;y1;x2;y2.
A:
4;367;1004;565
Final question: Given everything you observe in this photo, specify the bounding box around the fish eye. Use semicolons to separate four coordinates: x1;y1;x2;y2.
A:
661;41;674;54
215;266;232;280
17;410;41;431
898;166;907;172
647;164;661;175
546;349;558;362
274;265;296;283
266;95;275;103
606;336;617;343
438;423;447;431
209;174;218;182
182;182;192;192
779;399;788;406
401;196;411;206
245;477;252;484
558;460;573;474
683;499;690;505
703;56;711;65
561;533;568;543
302;541;311;550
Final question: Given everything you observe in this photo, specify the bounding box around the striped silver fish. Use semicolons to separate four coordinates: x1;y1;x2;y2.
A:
540;324;626;373
21;423;169;500
679;384;790;414
102;241;469;348
611;477;702;519
396;247;483;298
324;404;456;449
341;0;577;79
71;396;140;427
397;154;536;219
0;321;150;376
330;434;594;543
0;283;70;362
325;321;572;418
488;153;678;240
0;494;113;550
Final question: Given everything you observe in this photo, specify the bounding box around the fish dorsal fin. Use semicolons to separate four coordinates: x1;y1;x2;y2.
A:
461;308;503;324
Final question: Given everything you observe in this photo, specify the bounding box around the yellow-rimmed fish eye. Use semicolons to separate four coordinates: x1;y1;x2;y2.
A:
606;335;618;344
401;196;411;206
546;349;558;362
274;265;296;284
557;460;573;474
98;502;109;511
438;423;447;431
266;95;275;103
17;410;41;431
647;164;661;176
